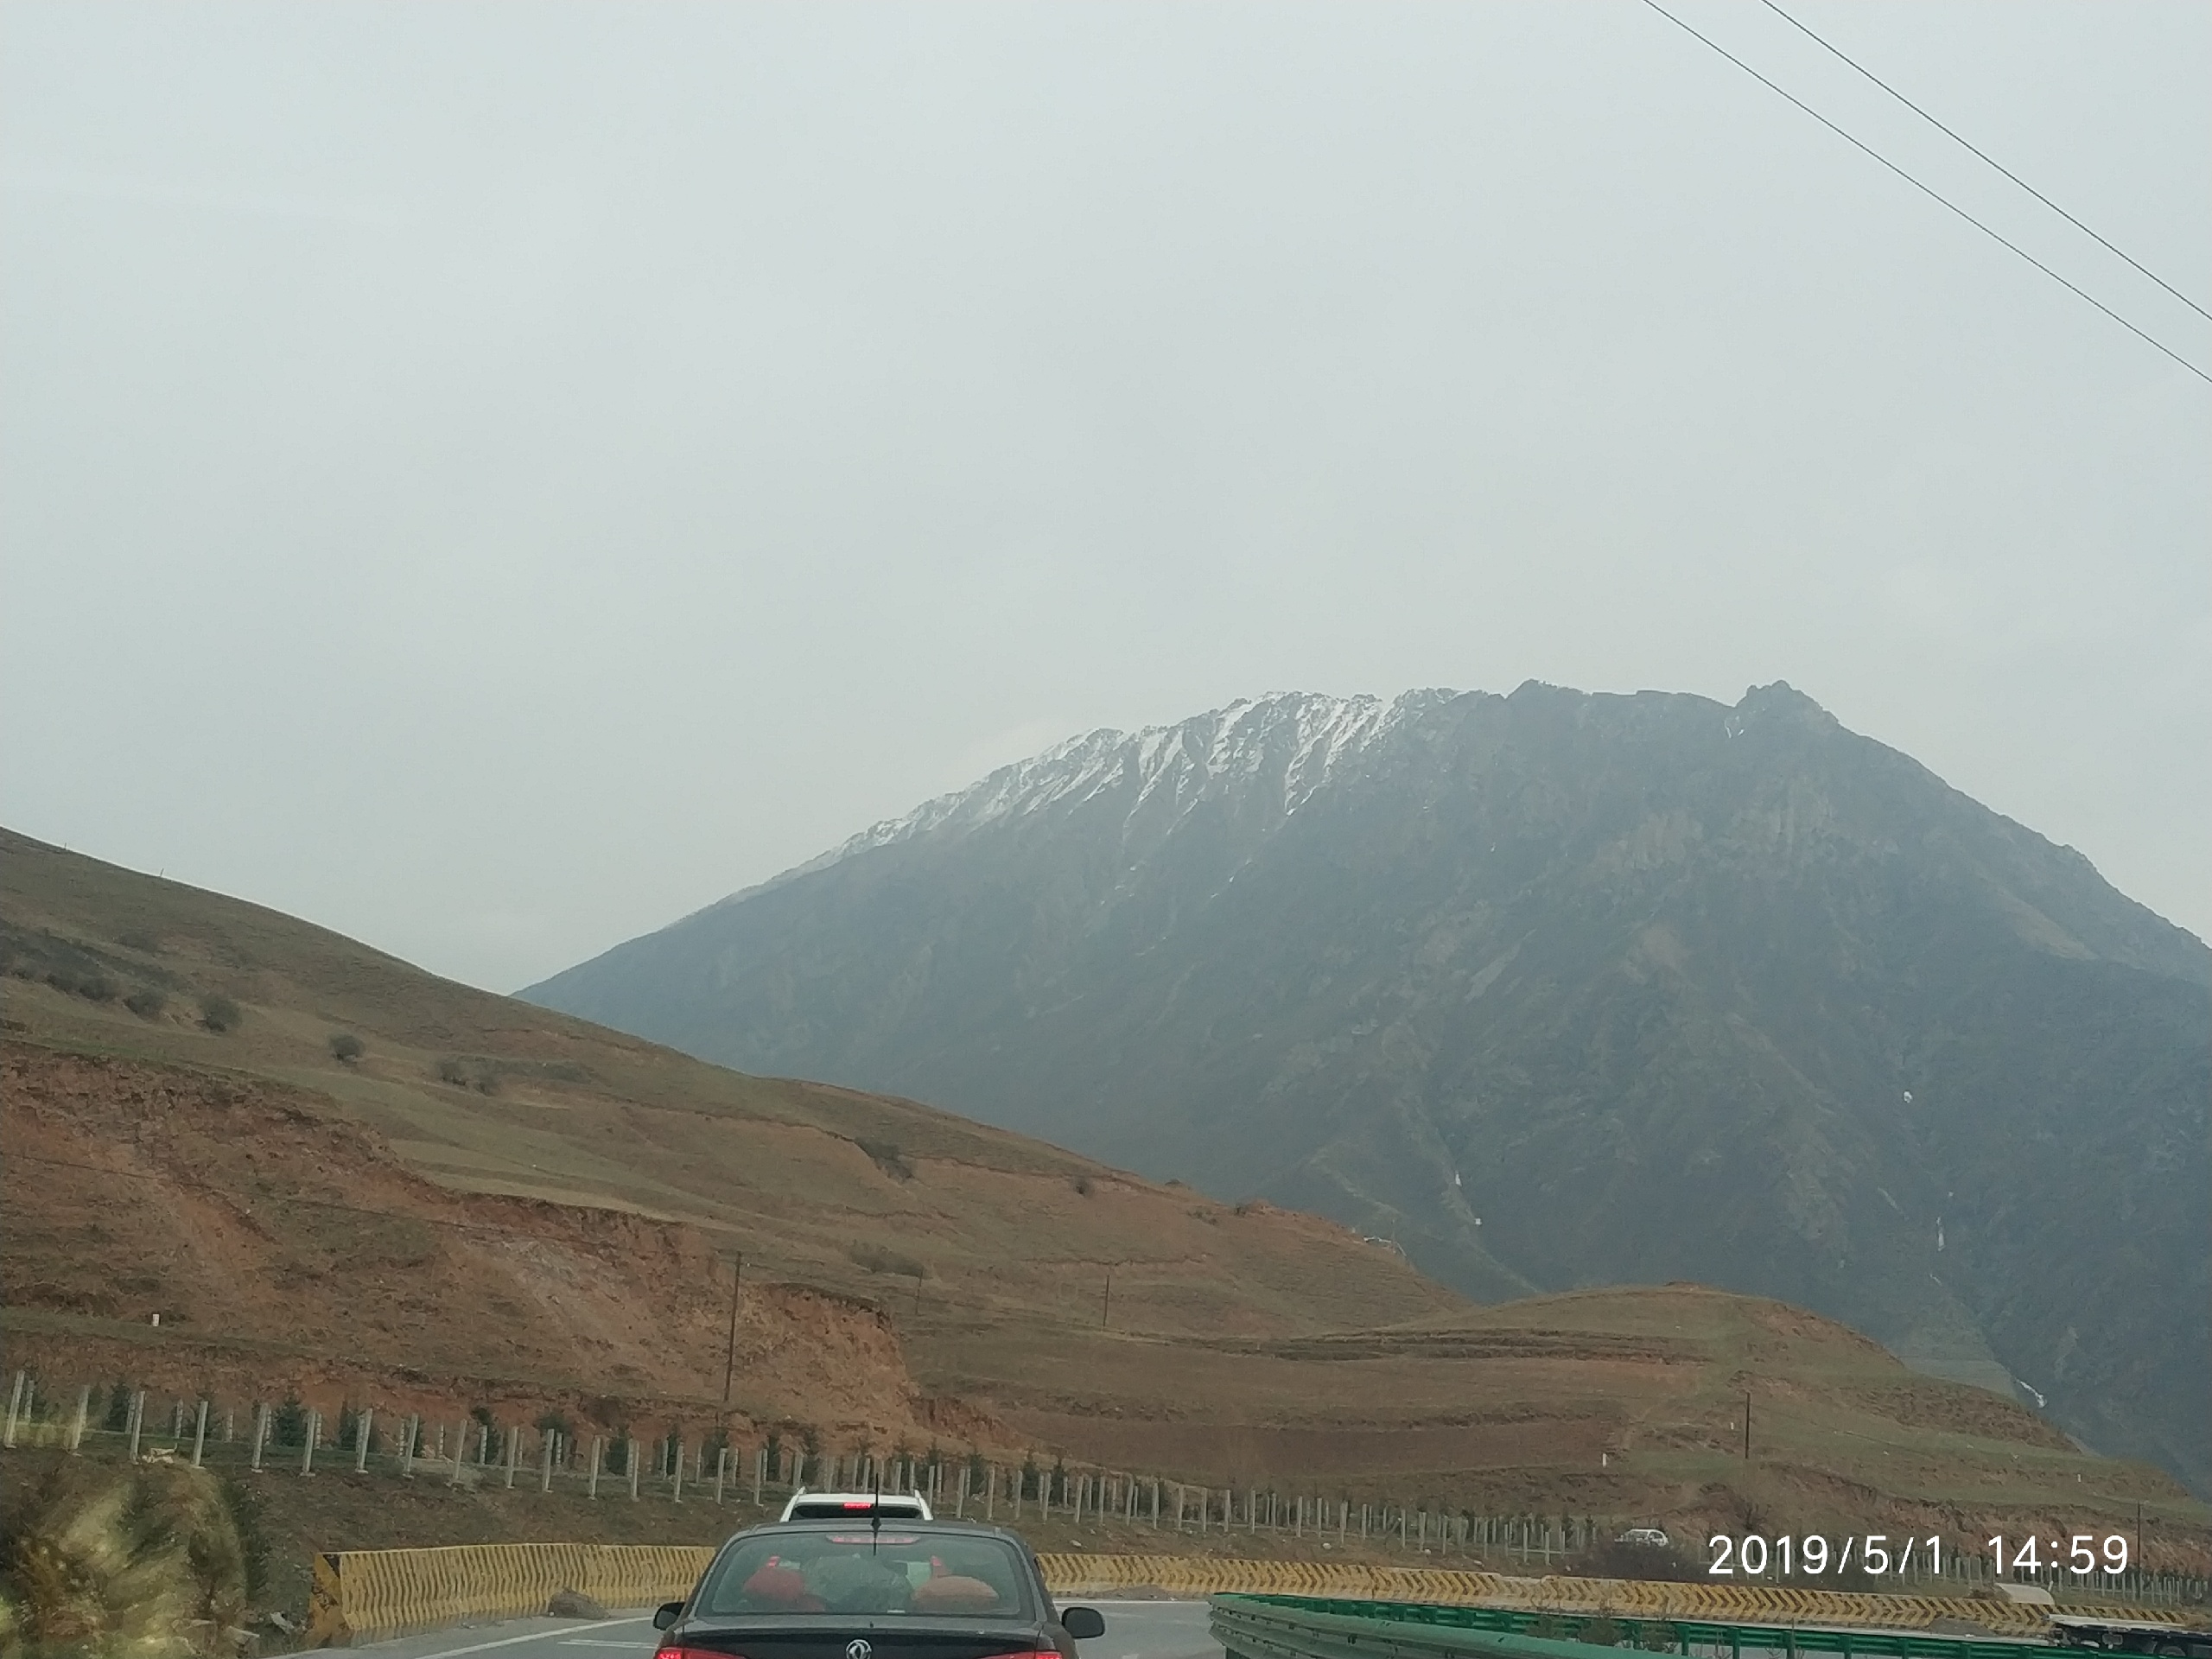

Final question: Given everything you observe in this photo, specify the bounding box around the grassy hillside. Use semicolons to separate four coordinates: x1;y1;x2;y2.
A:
3;825;2204;1567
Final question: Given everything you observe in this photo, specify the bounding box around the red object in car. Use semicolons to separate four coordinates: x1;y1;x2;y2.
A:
658;1647;741;1659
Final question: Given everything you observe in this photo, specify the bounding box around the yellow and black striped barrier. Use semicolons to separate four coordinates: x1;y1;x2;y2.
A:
308;1543;715;1645
1034;1557;2190;1638
308;1547;2196;1647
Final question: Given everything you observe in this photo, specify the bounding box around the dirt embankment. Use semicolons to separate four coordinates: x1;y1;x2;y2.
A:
2;1042;994;1452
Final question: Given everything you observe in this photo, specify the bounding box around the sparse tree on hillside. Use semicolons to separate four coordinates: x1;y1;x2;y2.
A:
198;994;241;1033
329;1032;365;1063
270;1395;308;1449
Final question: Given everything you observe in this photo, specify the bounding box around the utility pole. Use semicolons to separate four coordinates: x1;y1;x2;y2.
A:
1742;1391;1752;1460
720;1255;744;1412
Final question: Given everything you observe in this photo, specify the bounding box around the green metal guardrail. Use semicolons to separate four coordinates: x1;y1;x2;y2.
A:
1207;1592;2050;1659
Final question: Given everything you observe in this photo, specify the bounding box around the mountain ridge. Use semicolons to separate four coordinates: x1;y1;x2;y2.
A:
524;683;2212;1495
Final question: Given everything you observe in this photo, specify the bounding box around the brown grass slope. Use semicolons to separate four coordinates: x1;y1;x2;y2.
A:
2;827;2204;1564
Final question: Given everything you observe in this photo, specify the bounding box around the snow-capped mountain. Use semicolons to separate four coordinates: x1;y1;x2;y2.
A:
526;680;2212;1496
753;690;1433;900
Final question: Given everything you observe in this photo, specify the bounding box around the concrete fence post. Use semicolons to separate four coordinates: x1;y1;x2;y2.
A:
127;1390;146;1463
192;1400;208;1467
250;1402;270;1472
3;1370;23;1447
354;1408;372;1473
449;1421;467;1486
1149;1478;1160;1527
588;1436;603;1499
628;1439;640;1500
302;1410;320;1476
542;1430;556;1493
753;1446;765;1508
72;1387;92;1454
505;1423;521;1489
671;1438;684;1503
401;1414;418;1478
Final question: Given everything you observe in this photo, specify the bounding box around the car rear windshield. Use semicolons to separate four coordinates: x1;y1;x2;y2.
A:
698;1531;1033;1620
785;1499;925;1519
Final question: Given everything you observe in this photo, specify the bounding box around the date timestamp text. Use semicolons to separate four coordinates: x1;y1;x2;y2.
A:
1706;1535;2133;1578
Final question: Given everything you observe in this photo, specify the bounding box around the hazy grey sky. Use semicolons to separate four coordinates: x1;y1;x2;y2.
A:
4;2;2206;992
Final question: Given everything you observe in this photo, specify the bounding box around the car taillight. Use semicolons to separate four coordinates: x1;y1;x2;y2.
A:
658;1646;741;1659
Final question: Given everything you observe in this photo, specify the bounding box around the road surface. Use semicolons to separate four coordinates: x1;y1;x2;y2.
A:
348;1599;1222;1659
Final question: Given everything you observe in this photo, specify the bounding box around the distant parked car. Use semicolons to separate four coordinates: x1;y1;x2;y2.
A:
1616;1527;1671;1548
779;1488;933;1522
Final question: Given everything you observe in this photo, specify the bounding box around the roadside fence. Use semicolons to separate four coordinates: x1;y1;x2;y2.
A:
3;1368;2205;1611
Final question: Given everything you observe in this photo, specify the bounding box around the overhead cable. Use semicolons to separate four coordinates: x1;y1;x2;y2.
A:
1760;0;2210;325
1639;0;2211;385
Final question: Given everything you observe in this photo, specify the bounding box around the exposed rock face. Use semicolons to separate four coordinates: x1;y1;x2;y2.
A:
525;682;2212;1494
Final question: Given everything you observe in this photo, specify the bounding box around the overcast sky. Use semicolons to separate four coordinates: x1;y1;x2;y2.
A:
4;2;2206;992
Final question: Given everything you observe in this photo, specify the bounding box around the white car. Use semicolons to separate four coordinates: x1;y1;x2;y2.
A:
1616;1528;1671;1548
779;1489;934;1522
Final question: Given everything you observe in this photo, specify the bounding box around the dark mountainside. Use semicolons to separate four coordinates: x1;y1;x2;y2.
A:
525;683;2212;1495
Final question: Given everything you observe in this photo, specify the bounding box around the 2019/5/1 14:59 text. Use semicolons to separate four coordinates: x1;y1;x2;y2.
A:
1707;1535;2133;1578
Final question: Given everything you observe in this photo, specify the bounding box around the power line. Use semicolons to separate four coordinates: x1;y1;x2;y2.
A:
1760;0;2211;326
1639;0;2211;386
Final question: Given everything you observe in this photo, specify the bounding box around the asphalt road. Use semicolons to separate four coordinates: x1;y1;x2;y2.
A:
349;1600;1222;1659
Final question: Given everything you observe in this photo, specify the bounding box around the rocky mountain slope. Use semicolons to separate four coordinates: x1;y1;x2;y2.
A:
524;683;2212;1495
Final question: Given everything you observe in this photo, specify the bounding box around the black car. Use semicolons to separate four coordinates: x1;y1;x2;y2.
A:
652;1518;1107;1659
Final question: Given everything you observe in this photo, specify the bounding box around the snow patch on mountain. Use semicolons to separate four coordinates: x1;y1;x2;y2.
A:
744;691;1455;901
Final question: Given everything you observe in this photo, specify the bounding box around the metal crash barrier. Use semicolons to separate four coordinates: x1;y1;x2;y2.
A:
1208;1593;2055;1659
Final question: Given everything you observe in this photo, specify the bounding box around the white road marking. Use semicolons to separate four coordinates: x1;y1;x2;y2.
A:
410;1618;651;1659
